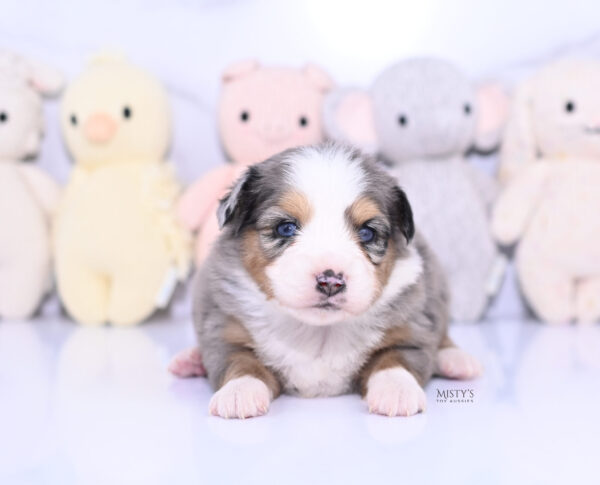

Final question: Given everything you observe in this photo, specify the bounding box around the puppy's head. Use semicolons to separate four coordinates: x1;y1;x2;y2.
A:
218;144;417;325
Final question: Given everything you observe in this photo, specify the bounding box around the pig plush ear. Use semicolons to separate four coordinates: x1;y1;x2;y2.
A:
303;63;335;92
222;59;260;83
473;82;509;153
323;87;378;154
27;59;64;97
497;78;537;184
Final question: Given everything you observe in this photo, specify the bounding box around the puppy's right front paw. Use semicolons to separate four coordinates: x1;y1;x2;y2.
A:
366;367;426;417
209;376;271;419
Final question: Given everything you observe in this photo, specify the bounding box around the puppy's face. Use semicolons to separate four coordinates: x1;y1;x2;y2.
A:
218;145;415;325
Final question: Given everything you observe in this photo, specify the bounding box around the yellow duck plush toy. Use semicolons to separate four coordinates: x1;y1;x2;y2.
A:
54;54;191;326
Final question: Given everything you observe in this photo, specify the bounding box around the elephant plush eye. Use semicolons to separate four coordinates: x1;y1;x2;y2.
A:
240;111;250;122
70;114;77;126
565;100;576;113
0;111;8;123
299;116;308;127
123;106;132;119
397;114;408;126
463;103;472;115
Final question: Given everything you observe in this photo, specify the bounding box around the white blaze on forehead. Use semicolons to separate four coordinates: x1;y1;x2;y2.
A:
287;146;366;232
286;146;369;276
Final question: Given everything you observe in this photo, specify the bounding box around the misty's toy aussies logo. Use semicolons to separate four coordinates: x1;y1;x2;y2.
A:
436;389;475;404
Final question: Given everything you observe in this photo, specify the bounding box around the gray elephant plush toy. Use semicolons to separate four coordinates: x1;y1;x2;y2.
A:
324;58;508;322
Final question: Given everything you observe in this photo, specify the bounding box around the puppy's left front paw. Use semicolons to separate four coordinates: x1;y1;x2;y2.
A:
209;376;271;419
366;367;426;417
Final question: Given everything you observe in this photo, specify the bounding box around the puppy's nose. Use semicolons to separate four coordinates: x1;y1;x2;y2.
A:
316;269;346;297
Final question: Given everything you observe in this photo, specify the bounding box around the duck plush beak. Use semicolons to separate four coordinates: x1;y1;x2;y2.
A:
84;113;117;144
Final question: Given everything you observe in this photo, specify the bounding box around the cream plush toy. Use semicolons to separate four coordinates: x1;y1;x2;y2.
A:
54;54;190;326
177;60;334;265
324;58;508;322
492;59;600;324
0;50;62;319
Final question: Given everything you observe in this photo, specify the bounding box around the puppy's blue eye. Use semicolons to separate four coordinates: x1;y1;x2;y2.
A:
277;222;297;237
358;227;375;243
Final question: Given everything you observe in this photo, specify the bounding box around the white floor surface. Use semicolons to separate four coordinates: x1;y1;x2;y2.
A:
1;316;598;485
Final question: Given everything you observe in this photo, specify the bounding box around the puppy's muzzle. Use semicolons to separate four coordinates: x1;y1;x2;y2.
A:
315;270;346;297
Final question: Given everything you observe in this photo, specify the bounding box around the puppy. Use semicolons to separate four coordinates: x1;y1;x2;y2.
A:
193;143;481;419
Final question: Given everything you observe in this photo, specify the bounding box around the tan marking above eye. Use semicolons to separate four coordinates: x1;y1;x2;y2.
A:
347;197;382;227
346;196;390;270
279;190;313;225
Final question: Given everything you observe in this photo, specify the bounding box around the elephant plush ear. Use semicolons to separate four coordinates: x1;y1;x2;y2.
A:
323;87;378;154
497;78;537;184
473;82;509;153
222;59;260;83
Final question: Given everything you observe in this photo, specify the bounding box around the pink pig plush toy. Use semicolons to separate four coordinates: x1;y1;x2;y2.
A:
177;60;334;265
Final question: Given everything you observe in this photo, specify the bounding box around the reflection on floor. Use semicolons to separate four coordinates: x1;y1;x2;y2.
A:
1;317;598;485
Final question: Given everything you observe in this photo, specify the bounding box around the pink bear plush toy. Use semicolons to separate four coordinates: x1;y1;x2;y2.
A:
177;60;334;265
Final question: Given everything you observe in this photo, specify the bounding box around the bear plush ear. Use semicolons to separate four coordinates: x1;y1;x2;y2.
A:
27;59;64;97
497;78;537;184
0;50;63;97
222;59;260;83
473;82;509;153
323;87;378;154
303;63;335;92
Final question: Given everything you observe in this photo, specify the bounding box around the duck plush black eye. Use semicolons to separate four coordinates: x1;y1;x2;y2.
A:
123;106;132;119
70;114;77;126
398;114;408;126
240;111;250;122
0;111;8;123
565;100;576;113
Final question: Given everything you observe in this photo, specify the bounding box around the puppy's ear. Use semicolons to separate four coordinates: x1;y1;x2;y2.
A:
217;166;259;233
391;186;415;243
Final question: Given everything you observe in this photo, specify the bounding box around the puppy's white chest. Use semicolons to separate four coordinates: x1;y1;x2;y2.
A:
249;318;383;398
283;351;360;397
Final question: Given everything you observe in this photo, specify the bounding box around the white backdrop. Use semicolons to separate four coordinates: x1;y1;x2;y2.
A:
2;0;599;319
